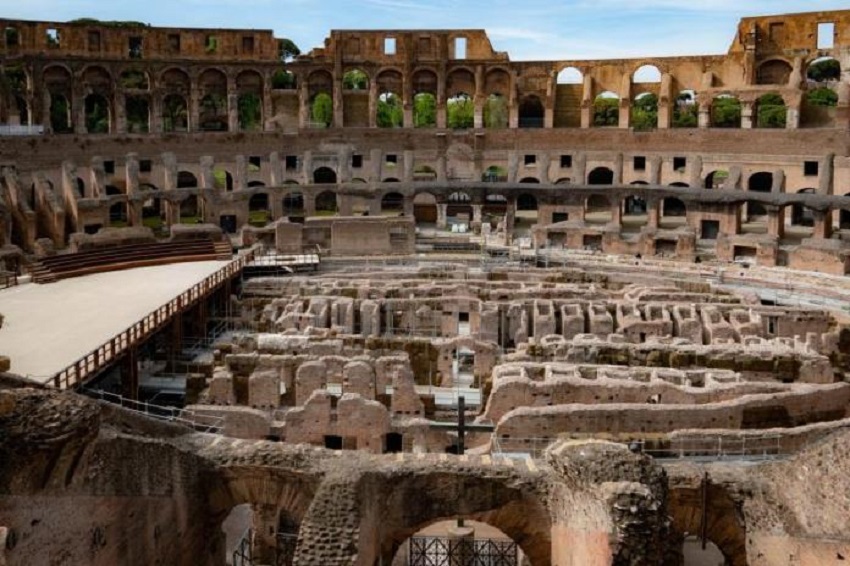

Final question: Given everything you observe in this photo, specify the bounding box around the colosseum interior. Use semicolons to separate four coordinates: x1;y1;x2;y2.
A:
1;8;850;566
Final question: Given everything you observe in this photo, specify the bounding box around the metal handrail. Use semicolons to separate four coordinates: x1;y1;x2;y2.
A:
82;387;224;433
52;249;255;390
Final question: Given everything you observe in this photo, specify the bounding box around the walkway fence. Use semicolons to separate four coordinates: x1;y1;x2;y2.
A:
52;249;255;390
82;388;224;433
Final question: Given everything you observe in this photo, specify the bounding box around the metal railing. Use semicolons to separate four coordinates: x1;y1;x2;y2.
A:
232;528;253;566
0;124;44;136
52;249;255;390
0;271;18;290
83;388;224;433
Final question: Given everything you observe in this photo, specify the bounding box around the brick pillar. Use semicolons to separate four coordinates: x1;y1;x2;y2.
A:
812;210;833;239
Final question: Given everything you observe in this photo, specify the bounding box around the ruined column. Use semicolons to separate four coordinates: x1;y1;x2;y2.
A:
812;210;833;239
580;75;593;129
299;83;310;129
227;88;239;132
819;154;834;196
766;206;784;239
436;71;447;128
698;101;711;128
436;204;448;229
657;73;673;129
741;101;754;129
114;93;127;134
649;156;662;185
150;94;163;133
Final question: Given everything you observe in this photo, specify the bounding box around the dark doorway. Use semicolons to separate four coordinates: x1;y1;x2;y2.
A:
324;435;343;450
384;432;404;453
701;220;720;240
220;214;237;234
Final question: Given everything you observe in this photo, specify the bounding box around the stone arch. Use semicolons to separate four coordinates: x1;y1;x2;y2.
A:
557;66;583;85
482;165;507;183
125;94;150;133
236;69;264;132
484;67;511;96
632;92;658;131
162;94;188;132
84;93;111;133
307;70;334;127
248;193;271;226
413;165;437;182
704;170;729;189
711;94;741;128
48;92;72;133
342;68;369;91
177;171;198;188
518;94;544;128
667;484;747;566
623;195;648;227
119;68;149;90
756;59;793;86
179;195;200;222
198;68;228;132
373;474;552;566
789;188;816;228
314;190;338;214
661;197;687;225
633;64;662;83
593;91;619;127
271;69;297;90
412;69;438;127
381;191;404;214
413;192;438;224
81;65;112;95
806;56;841;83
447;92;473;129
746;172;773;219
161;67;190;93
447;68;476;98
313;167;337;184
588;167;614;185
484;93;508;128
213;168;233;191
376;69;404;128
519;177;539;184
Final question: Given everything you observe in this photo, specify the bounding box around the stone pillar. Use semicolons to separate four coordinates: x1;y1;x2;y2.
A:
302;151;313;184
473;65;484;129
812;210;833;239
649;156;662;185
299;83;310;129
647;200;660;229
269;152;284;186
42;90;52;132
538;153;551;184
767;206;784;239
741;101;754;129
657;73;673;129
333;76;344;128
613;153;624;185
234;155;247;191
698;101;711;128
251;505;278;564
227;89;239;132
437;204;448;228
73;92;86;133
150;94;163;133
819;154;834;196
436;72;447;129
507;151;519;184
580;75;593;129
403;150;415;182
786;99;801;129
688;155;703;188
472;204;482;224
544;72;556;129
114;93;127;134
436;155;447;182
262;83;273;132
619;98;631;129
370;149;383;183
610;200;622;227
189;86;200;133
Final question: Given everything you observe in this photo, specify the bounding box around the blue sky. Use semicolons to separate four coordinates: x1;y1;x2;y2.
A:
1;0;847;60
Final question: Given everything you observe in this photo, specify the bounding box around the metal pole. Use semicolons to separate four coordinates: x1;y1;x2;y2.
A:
457;394;465;530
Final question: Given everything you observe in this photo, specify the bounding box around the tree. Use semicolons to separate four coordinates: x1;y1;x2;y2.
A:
311;93;332;127
448;95;473;129
377;92;403;128
278;38;301;62
711;96;741;128
631;93;657;130
807;58;840;82
238;93;262;131
807;87;838;107
484;94;508;128
343;70;368;90
673;92;698;128
271;70;295;89
756;93;786;128
593;97;619;126
414;93;436;127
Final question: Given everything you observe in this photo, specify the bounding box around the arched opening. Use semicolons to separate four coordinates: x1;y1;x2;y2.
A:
484;93;508;129
447;191;473;227
585;195;612;225
519;177;539;184
141;195;163;234
757;59;793;86
10;94;28;127
661;197;687;228
108;202;128;227
249;193;271;226
557;67;583;85
593;91;619;127
392;520;532;566
482;165;507;183
49;93;72;133
308;70;333;128
342;69;368;90
623;195;648;231
125;95;150;133
119;69;149;90
588;167;614;185
177;171;198;188
315;191;338;215
162;94;188;132
840;195;850;231
381;192;404;215
412;69;438;128
633;64;662;83
673;90;698;128
221;504;254;566
313;167;337;184
413;192;438;226
681;535;726;566
377;92;403;128
213;168;233;191
413;165;437;182
711;95;741;128
237;70;264;131
788;189;815;241
704;170;729;189
282;192;305;220
807;56;840;83
271;69;296;90
198;68;228;131
448;93;473;129
746;172;773;222
84;93;111;133
518;94;544;129
632;92;658;131
756;93;786;128
179;195;200;223
413;92;436;128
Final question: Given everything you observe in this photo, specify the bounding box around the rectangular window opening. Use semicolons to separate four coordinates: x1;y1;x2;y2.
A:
128;36;143;59
104;160;115;175
386;154;398;165
242;36;255;54
46;28;60;48
139;160;152;173
560;155;572;168
384;37;396;55
524;154;536;166
633;156;646;171
352;154;363;168
205;35;218;54
168;33;181;53
285;155;298;170
88;30;101;52
455;37;467;59
5;27;19;47
673;156;687;171
248;156;262;170
818;22;835;50
804;161;819;177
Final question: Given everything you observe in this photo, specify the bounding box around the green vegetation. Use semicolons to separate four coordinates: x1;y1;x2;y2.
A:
271;70;295;89
213;168;230;190
672;92;698;128
631;93;657;131
711;96;741;128
483;94;508;128
807;87;838;107
120;69;148;90
414;93;436;127
278;38;301;62
85;96;109;133
311;93;333;127
162;95;187;132
69;18;149;28
343;70;368;90
248;210;271;226
50;95;72;133
756;93;786;128
125;96;149;133
448;95;473;129
238;93;262;131
377;93;403;128
807;58;840;82
593;96;619;126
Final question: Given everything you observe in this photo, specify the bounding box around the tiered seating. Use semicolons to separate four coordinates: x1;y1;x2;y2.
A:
30;239;233;283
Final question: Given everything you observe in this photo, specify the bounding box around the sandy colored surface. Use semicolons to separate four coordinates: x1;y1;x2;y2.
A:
0;261;229;383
